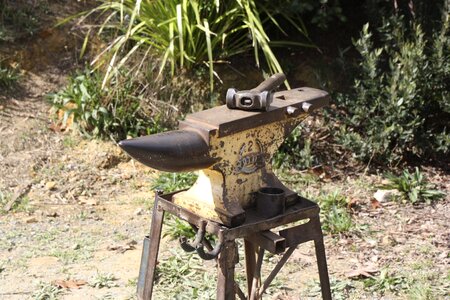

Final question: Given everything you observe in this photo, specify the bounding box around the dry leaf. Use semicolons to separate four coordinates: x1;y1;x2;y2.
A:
53;279;87;289
370;198;382;209
107;240;137;253
346;264;379;278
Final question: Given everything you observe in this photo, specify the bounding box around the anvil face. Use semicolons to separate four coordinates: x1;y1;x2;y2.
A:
120;87;329;226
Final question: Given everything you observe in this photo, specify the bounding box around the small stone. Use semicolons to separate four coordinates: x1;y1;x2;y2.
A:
25;216;38;223
45;181;57;191
134;208;145;216
373;189;400;202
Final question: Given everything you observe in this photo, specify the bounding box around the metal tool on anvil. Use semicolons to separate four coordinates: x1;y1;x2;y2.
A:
119;73;330;227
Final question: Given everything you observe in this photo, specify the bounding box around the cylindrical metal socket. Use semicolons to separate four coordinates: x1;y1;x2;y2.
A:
256;187;285;218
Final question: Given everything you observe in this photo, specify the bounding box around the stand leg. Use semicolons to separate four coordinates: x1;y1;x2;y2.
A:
244;240;256;297
217;240;237;300
137;198;165;300
312;217;332;300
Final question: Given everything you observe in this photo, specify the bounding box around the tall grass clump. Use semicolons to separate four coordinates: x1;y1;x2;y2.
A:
73;0;312;90
332;14;449;165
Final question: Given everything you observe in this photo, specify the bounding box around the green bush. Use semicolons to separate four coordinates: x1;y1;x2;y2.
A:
381;167;445;204
317;191;353;234
0;63;19;89
75;0;312;90
273;126;316;170
333;15;449;165
48;69;163;140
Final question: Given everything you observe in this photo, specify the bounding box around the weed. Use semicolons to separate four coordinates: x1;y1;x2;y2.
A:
0;191;33;214
126;277;138;287
151;172;197;193
317;191;353;234
381;167;445;204
89;272;118;289
49;69;162;141
305;278;355;300
154;249;216;299
32;282;63;300
62;136;77;148
0;63;20;89
163;214;195;240
273;127;316;170
50;248;92;265
363;269;410;295
0;190;11;214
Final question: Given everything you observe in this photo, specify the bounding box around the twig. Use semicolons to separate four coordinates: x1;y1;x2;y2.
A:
3;182;32;212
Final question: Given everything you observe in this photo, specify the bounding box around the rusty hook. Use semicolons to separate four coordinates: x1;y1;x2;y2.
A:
179;221;206;253
195;234;224;260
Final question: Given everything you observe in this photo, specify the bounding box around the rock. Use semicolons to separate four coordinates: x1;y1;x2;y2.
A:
134;208;145;216
45;181;57;190
373;189;400;202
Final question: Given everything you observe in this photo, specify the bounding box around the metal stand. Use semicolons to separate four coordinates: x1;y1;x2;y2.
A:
137;191;332;300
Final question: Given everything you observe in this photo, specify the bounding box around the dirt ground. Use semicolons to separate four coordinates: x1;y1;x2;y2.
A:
1;2;449;300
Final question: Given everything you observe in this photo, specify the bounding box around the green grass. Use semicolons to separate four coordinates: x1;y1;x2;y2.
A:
362;269;410;295
0;64;20;89
381;167;445;204
32;282;63;300
150;172;197;193
317;191;353;235
89;272;118;289
154;249;216;299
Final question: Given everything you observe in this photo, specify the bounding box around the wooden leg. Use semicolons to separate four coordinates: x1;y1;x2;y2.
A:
312;217;332;300
217;240;237;300
137;198;165;300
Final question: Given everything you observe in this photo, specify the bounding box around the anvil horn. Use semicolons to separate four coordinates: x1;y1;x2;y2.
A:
118;130;216;172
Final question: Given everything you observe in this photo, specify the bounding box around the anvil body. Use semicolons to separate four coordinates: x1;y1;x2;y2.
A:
120;87;329;226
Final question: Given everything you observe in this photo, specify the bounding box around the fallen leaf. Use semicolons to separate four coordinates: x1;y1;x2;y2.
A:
107;240;137;253
370;198;382;209
346;264;379;279
53;279;87;289
348;198;359;209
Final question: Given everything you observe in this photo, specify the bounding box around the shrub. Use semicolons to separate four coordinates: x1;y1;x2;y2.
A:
317;191;353;234
381;167;445;204
49;61;212;140
75;0;312;90
333;15;449;165
0;63;19;89
48;69;163;140
273;126;316;170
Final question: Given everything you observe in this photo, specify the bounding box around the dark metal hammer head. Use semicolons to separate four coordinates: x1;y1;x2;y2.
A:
226;73;286;111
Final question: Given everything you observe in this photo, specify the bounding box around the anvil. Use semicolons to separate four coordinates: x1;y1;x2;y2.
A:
119;86;329;226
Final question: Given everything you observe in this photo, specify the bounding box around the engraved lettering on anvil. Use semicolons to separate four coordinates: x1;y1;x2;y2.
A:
235;139;265;174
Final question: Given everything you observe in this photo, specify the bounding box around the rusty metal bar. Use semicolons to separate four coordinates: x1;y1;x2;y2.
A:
249;247;265;300
235;282;246;300
278;218;322;247
217;240;237;300
245;230;286;254
137;195;165;300
244;240;256;297
311;217;332;300
259;246;296;296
